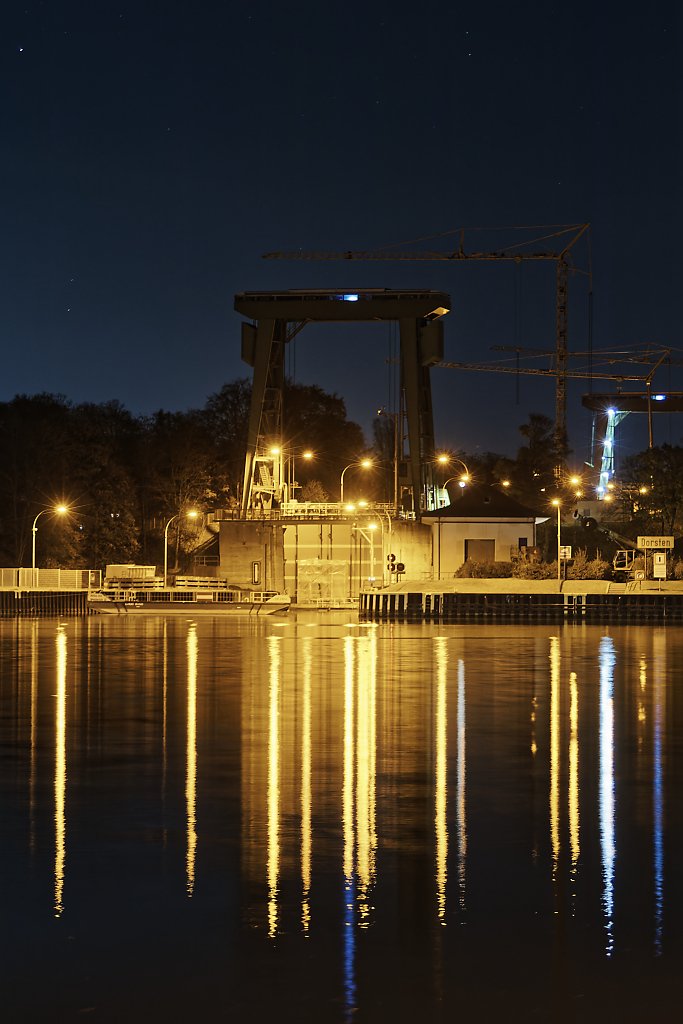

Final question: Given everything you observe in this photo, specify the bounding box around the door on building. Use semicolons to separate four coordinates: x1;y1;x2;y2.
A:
465;539;495;562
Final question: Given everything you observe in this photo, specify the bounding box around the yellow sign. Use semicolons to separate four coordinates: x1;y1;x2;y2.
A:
637;536;674;549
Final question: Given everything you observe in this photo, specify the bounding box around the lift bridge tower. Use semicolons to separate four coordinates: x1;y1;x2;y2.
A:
235;289;450;515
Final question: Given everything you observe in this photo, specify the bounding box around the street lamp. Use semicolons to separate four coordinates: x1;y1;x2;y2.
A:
552;499;561;581
32;506;68;570
340;459;372;503
441;457;469;502
164;511;198;587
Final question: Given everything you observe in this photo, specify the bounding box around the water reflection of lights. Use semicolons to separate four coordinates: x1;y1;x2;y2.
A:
456;658;467;911
356;633;377;927
301;638;312;933
653;634;665;954
186;624;198;897
599;637;616;956
267;636;281;937
549;637;560;874
30;621;38;849
55;625;67;917
434;639;448;923
343;637;356;1016
568;671;580;883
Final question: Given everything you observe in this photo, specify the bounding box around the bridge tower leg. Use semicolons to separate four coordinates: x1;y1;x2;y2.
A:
241;318;287;514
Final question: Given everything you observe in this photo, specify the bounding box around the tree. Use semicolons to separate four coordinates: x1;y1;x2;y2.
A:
202;378;252;504
282;381;366;498
0;394;80;565
494;412;557;510
619;444;683;536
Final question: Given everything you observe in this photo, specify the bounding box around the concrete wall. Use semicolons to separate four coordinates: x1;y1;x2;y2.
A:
218;521;285;592
218;518;432;603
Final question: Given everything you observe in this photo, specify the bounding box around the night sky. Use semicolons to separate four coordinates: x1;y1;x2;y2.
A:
2;0;681;465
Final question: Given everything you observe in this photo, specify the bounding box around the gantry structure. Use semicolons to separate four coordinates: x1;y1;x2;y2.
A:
234;289;450;515
263;223;591;461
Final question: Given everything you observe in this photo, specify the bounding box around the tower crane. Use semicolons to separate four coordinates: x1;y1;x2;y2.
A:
263;223;591;462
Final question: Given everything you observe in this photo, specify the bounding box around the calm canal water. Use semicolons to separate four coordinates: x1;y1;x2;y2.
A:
1;613;682;1023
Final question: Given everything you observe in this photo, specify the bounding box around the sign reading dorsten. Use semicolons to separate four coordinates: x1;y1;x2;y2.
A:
637;536;674;549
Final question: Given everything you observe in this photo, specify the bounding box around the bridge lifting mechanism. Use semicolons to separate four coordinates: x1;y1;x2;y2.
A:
263;223;591;461
235;290;450;515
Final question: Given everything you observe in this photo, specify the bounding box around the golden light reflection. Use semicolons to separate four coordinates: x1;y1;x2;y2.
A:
638;655;647;730
301;638;312;933
267;636;281;936
653;633;665;954
549;637;560;873
30;621;38;849
186;624;197;897
163;619;168;806
435;639;448;923
457;659;467;910
54;625;67;917
599;637;616;956
356;633;377;927
342;637;356;1011
568;671;580;879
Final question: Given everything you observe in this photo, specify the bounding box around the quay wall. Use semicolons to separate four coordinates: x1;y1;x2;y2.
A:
359;580;683;623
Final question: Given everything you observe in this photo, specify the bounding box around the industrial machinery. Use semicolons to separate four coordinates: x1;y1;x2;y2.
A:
573;511;646;580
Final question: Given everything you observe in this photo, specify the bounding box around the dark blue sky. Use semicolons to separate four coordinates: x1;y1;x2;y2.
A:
2;0;681;465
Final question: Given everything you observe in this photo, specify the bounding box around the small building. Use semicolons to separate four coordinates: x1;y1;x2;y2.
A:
421;484;547;578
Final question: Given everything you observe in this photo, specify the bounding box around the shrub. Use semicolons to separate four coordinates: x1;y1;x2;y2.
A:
567;548;611;580
454;559;513;579
511;560;557;579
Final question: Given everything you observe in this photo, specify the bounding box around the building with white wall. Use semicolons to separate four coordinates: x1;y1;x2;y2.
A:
422;484;546;578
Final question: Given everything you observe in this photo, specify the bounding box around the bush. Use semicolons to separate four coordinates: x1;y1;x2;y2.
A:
454;559;513;579
511;560;557;579
567;548;611;580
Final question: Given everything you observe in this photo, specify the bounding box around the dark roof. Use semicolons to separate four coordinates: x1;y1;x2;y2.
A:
422;483;543;520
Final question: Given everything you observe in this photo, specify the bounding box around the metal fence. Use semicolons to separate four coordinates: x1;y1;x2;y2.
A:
0;568;101;589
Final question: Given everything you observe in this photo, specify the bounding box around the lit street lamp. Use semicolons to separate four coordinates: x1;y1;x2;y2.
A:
340;459;372;503
32;505;68;570
440;456;469;502
164;511;198;587
552;499;562;581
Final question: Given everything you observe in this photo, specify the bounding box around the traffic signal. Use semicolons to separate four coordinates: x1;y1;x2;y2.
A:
387;553;396;572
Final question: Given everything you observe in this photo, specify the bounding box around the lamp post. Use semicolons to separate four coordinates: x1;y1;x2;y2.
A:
552;499;561;581
368;522;377;582
32;506;68;570
289;449;313;502
164;511;198;587
340;459;372;503
440;457;469;502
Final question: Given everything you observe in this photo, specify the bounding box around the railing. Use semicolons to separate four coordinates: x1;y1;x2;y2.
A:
212;502;401;522
0;568;101;589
